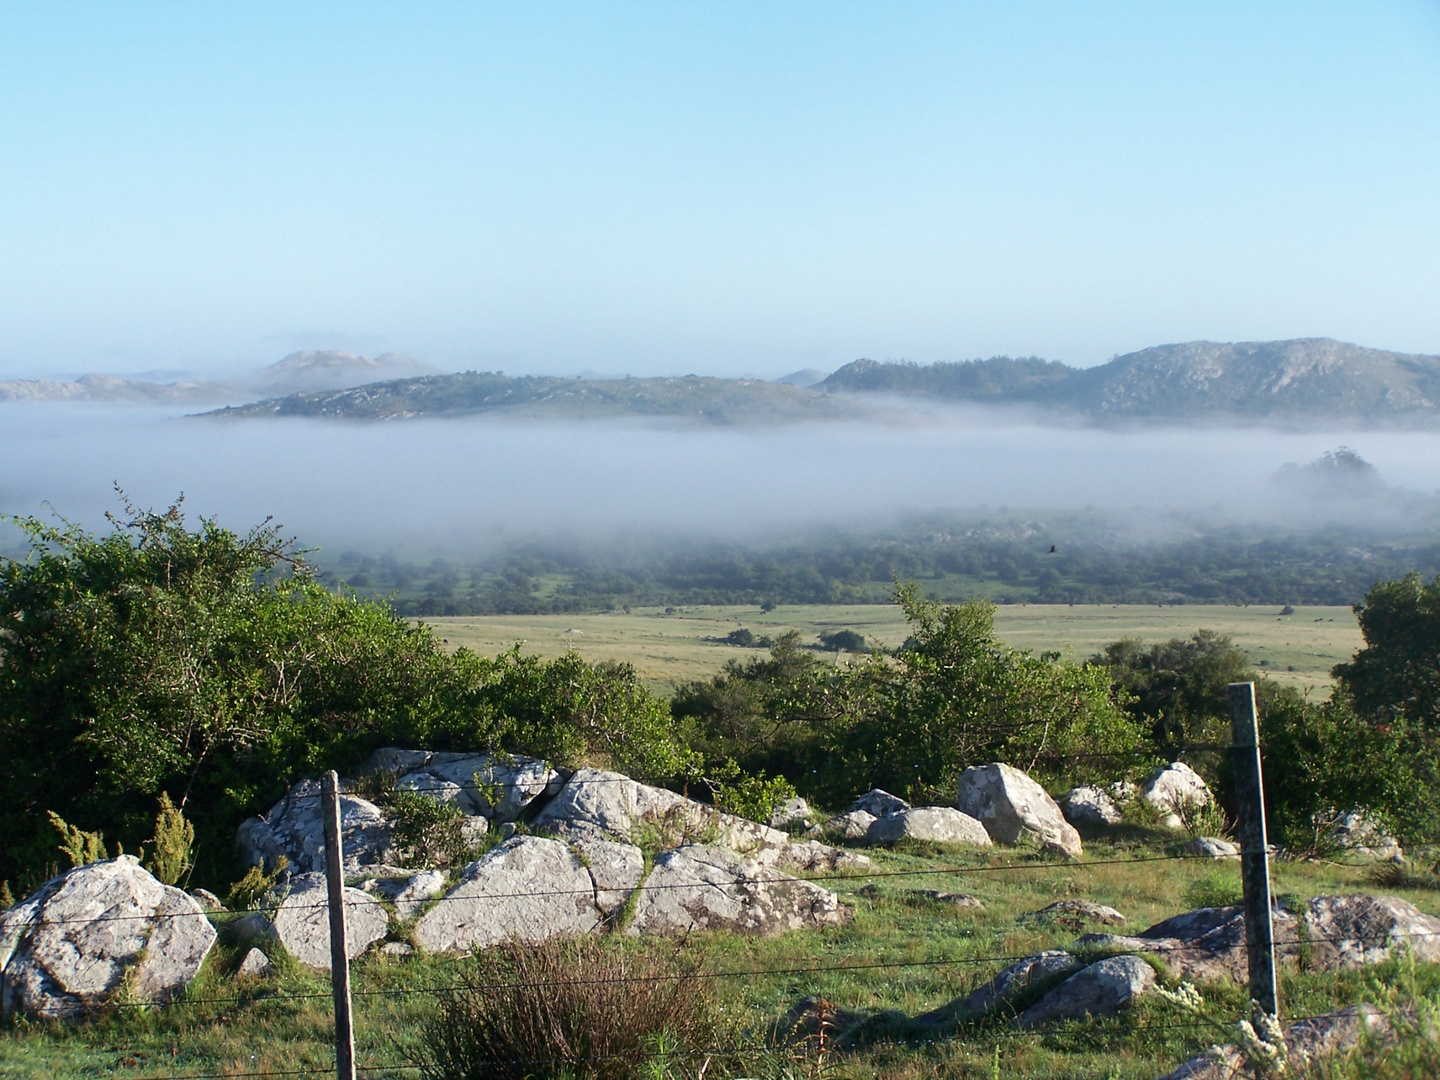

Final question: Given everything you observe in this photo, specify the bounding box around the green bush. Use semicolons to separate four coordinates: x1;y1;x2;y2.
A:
388;790;474;869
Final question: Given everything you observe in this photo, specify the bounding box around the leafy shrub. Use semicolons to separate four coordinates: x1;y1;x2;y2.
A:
416;937;722;1080
628;806;720;854
389;790;473;869
709;765;797;825
724;628;756;647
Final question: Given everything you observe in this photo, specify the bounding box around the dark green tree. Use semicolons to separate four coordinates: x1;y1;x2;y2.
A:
1333;572;1440;734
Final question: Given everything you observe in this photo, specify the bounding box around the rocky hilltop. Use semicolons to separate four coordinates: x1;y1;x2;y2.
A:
822;338;1440;423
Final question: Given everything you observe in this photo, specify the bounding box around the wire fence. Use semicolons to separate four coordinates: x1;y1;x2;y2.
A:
6;734;1423;1079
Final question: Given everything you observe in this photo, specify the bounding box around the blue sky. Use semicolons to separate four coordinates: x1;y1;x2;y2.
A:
3;2;1439;378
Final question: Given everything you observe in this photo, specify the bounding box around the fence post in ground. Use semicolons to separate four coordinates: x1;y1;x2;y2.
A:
1227;681;1279;1019
321;769;358;1080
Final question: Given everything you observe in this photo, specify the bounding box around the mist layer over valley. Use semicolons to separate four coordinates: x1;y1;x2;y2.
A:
5;401;1440;611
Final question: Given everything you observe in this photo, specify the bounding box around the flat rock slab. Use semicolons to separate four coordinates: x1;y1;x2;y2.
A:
914;890;984;909
866;807;992;847
1017;954;1156;1028
1026;900;1126;926
413;836;604;952
850;789;910;818
0;856;217;1019
269;874;389;970
1077;894;1440;984
571;837;646;917
758;839;873;873
1181;837;1239;859
625;844;851;937
957;763;1082;858
532;767;787;854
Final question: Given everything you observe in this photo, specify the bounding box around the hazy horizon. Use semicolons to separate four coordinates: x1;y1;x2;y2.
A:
5;403;1438;562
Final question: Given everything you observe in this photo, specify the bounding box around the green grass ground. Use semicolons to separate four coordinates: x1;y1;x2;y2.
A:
4;830;1433;1080
423;603;1362;696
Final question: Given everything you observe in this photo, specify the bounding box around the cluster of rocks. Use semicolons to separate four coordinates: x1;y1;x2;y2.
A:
1059;761;1213;830
227;755;868;965
830;762;1082;859
895;891;1440;1037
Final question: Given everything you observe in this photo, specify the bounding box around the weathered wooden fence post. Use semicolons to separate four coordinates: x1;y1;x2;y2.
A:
1227;681;1279;1019
321;770;358;1080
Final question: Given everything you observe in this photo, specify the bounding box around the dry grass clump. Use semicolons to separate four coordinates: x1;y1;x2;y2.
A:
415;936;723;1080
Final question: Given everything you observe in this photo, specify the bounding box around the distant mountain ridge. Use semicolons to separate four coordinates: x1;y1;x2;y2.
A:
0;349;439;403
822;338;1440;420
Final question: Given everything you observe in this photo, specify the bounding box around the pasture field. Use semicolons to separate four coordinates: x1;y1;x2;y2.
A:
424;603;1362;696
3;831;1435;1080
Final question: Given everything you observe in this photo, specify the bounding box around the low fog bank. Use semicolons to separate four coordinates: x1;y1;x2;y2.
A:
3;403;1439;558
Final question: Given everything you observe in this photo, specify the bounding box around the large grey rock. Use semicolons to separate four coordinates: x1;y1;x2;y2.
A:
268;874;389;970
1141;762;1212;829
1016;954;1156;1027
957;763;1082;858
849;789;910;818
413;836;604;952
1059;785;1124;826
237;779;394;874
866;807;992;847
0;856;217;1019
394;772;464;807
913;951;1081;1027
532;767;786;853
826;810;877;839
1077;894;1440;984
625;844;851;937
414;753;562;821
1303;893;1440;969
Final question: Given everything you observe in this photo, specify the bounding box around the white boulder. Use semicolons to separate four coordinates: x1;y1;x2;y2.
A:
268;874;389;970
1141;762;1212;829
625;844;851;936
826;810;877;839
1;856;217;1019
957;763;1083;858
849;789;910;818
237;779;394;874
866;807;992;847
413;836;616;952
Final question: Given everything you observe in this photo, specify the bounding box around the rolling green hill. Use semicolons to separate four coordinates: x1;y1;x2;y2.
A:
207;371;860;423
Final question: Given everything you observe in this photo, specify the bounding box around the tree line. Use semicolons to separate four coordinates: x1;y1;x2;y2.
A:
2;500;1438;897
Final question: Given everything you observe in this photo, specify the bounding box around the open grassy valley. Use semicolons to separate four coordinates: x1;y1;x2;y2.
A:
425;603;1363;696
